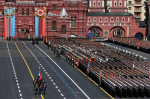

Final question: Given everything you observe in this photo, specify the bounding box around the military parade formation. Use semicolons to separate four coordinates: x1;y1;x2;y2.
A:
44;37;150;98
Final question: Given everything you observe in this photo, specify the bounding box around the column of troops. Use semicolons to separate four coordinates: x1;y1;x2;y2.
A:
108;37;150;54
44;37;150;98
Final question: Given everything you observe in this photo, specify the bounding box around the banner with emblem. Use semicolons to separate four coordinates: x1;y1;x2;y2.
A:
4;7;15;39
42;7;46;36
35;7;46;37
35;8;39;37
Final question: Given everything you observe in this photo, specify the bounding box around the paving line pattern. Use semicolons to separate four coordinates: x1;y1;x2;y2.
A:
6;41;23;99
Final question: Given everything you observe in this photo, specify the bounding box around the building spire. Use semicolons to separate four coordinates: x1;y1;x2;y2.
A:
60;7;68;18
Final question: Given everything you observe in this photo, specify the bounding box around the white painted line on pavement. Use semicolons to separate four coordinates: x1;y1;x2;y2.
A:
61;93;64;96
53;82;56;85
6;41;23;98
19;90;21;93
58;89;61;92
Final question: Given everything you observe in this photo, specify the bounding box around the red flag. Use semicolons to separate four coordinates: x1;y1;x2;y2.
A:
38;74;42;81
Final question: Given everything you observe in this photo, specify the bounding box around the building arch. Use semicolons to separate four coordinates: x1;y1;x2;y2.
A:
134;32;143;40
110;26;125;37
88;26;102;37
61;25;66;34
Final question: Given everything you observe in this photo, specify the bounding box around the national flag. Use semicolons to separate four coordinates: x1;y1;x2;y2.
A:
38;74;42;81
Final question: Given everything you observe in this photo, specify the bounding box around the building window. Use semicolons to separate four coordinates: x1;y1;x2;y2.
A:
135;0;141;4
122;17;125;22
22;8;24;16
61;25;66;34
128;7;132;10
71;17;76;27
53;5;56;9
99;17;102;22
105;17;108;22
52;21;57;30
93;1;96;6
97;1;101;6
94;17;96;21
88;17;91;21
114;1;117;6
116;17;119;22
135;12;140;16
135;7;140;10
47;10;48;15
26;8;29;16
119;1;122;6
129;1;132;4
111;17;113;22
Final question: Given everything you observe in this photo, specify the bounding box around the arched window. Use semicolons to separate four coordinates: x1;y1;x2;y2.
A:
88;17;91;21
26;8;29;16
94;17;96;21
116;17;119;22
22;8;24;16
52;21;57;30
105;17;108;22
99;17;102;22
111;17;114;22
93;1;96;6
61;25;66;34
97;1;101;6
71;17;76;27
114;1;117;6
122;17;125;22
